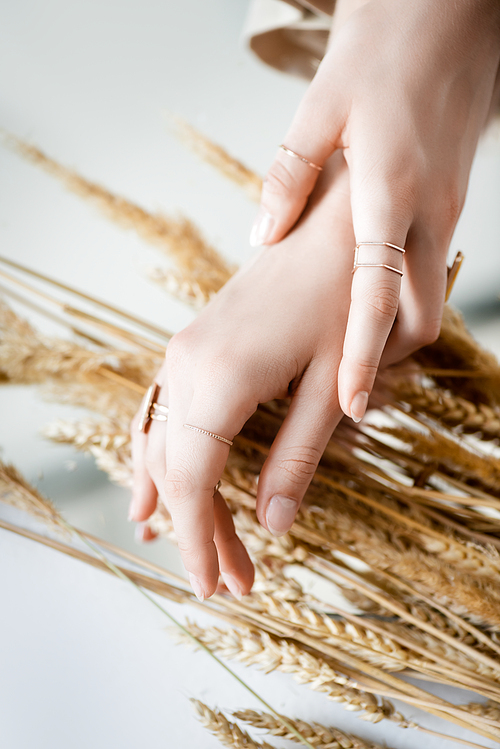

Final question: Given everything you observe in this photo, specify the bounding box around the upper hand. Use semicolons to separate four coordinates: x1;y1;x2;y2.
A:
250;0;500;422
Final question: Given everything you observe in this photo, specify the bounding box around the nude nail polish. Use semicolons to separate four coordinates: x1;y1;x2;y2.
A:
189;573;205;602
350;391;369;423
266;495;298;536
249;211;274;247
221;572;243;601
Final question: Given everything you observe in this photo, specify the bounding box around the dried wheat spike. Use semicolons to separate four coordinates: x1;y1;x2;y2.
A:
246;592;409;672
42;418;133;487
191;700;274;749
146;266;214;308
41;374;141;422
175;621;415;729
413;305;500;407
0;299;158;387
173;118;263;202
462;700;500;723
381;424;500;495
0;460;65;532
234;708;388;749
393;381;500;440
4;133;235;297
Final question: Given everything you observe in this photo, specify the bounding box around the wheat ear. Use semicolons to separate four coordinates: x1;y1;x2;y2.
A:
3;133;235;298
191;700;274;749
234;708;388;749
171;117;263;202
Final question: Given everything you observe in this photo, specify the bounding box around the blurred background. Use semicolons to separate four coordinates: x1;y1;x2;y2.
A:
0;2;499;748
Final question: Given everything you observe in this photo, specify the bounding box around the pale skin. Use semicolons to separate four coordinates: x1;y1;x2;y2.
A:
129;0;500;601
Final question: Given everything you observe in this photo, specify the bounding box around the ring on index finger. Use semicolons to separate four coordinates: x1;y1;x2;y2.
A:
138;382;169;433
353;241;405;277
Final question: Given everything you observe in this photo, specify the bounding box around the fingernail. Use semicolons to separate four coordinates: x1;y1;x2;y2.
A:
266;495;298;536
249;211;274;247
189;573;205;602
134;522;147;542
221;572;243;601
128;498;139;521
350;391;369;423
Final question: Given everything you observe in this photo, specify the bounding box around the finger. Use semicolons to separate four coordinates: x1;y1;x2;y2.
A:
164;389;253;601
338;172;412;422
256;366;342;536
250;73;347;247
381;230;447;367
213;490;254;600
129;400;159;523
135;522;158;543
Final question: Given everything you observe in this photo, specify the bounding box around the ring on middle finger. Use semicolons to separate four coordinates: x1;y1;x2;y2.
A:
352;241;405;277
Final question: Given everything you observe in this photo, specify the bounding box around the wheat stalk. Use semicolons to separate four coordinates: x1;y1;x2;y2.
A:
42;418;133;487
413;306;500;407
233;708;389;749
2;133;235;298
175;621;412;728
191;700;274;749
146;265;215;307
0;298;159;386
392;381;500;440
171;117;263;202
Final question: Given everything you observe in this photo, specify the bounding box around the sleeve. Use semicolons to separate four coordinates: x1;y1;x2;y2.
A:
242;0;335;80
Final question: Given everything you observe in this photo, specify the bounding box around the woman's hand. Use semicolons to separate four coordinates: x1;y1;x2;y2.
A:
250;0;500;423
130;154;355;600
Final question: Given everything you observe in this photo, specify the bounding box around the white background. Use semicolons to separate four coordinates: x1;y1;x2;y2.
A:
0;1;499;747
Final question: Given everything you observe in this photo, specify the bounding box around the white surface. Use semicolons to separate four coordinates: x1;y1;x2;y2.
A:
0;1;500;748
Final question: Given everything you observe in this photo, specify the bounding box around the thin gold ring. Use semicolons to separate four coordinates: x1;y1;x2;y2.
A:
183;424;233;446
445;250;464;301
138;383;169;433
279;144;323;172
353;242;405;278
356;242;405;254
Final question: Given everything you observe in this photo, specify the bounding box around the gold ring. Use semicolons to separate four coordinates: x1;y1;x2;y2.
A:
183;424;233;446
445;250;464;301
279;144;323;172
138;383;169;433
353;242;405;278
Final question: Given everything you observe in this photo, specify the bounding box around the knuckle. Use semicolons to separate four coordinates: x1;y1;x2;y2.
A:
441;183;465;228
363;285;400;319
413;316;442;349
163;467;196;506
196;353;233;391
177;536;212;561
263;160;302;200
165;330;192;373
352;359;379;380
275;445;322;487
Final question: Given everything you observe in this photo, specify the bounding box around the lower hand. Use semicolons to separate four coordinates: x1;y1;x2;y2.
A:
130;153;355;600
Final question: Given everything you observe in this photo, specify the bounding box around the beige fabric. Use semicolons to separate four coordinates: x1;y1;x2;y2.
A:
243;0;335;79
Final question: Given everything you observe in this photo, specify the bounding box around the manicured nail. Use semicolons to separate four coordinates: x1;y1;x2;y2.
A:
249;211;274;247
350;391;369;423
266;495;298;536
128;498;139;521
134;522;147;542
189;573;205;602
221;572;243;601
